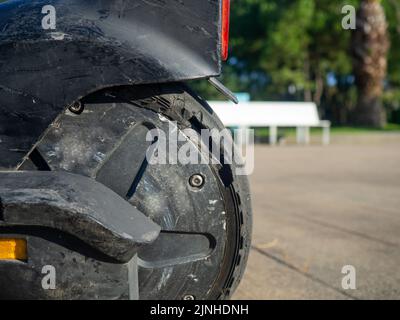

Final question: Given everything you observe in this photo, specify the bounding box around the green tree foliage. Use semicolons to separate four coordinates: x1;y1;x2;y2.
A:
192;0;399;125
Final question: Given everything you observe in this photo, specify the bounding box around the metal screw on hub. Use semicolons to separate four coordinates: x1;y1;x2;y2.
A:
69;101;84;114
183;295;195;300
189;174;205;188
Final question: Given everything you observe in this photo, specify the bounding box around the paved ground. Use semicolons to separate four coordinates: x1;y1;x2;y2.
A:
232;133;400;300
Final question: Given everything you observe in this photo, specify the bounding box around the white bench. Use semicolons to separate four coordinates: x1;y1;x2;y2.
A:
208;101;331;145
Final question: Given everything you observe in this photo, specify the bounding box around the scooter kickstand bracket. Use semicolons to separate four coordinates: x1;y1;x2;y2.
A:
208;77;239;104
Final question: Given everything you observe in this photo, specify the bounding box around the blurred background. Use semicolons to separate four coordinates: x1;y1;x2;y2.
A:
194;0;400;300
195;0;400;131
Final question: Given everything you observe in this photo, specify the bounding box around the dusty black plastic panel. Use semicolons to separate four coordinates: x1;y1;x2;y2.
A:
0;171;161;262
0;0;222;168
0;226;136;299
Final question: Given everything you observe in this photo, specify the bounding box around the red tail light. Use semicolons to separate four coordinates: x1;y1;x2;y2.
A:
221;0;231;61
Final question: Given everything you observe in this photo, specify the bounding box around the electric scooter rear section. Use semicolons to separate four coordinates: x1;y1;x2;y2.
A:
0;0;252;300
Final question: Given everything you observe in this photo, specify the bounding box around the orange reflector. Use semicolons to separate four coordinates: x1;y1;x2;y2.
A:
0;239;27;261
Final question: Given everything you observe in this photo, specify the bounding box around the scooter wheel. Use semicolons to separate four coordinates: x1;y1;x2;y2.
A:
21;83;252;300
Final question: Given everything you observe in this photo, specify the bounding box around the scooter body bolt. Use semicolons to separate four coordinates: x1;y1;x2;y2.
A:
189;174;205;188
69;101;84;114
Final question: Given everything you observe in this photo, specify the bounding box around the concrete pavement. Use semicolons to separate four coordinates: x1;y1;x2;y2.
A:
233;134;400;300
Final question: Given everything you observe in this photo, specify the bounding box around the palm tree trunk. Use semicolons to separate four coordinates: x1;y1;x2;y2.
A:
351;0;390;128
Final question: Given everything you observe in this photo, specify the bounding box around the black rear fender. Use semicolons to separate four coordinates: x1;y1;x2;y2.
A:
0;0;223;168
